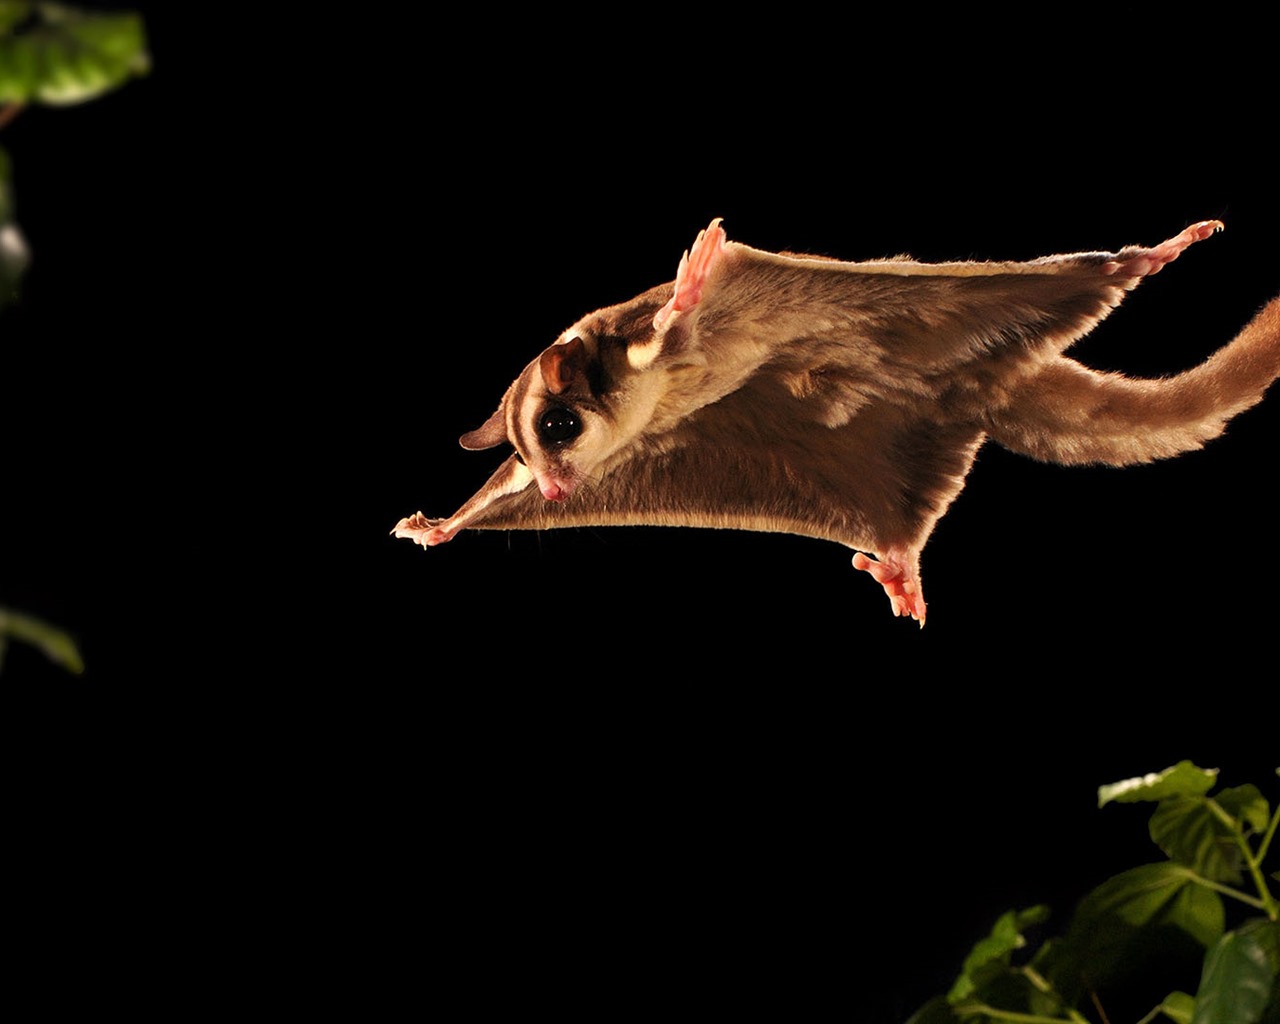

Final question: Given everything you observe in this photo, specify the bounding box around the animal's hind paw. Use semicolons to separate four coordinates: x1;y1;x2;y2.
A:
853;550;927;626
1105;220;1223;279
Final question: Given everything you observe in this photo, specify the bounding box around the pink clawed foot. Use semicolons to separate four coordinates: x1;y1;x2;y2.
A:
391;512;455;547
1105;219;1223;278
853;551;927;626
653;217;728;329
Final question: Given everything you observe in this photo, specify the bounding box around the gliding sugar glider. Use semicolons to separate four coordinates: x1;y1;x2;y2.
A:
393;218;1280;625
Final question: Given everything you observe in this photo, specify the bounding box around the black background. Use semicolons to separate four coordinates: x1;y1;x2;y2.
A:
3;6;1275;1018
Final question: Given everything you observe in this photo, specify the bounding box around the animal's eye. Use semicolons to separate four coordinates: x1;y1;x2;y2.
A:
537;407;581;444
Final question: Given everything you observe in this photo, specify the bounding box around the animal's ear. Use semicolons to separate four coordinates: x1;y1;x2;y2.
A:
459;404;509;450
539;336;586;395
652;218;727;332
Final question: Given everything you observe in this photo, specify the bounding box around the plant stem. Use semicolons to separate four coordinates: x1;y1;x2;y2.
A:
1257;804;1278;866
1205;797;1279;919
1244;855;1279;920
961;1005;1081;1024
1020;966;1054;994
1181;867;1266;910
1087;988;1112;1024
1017;967;1090;1024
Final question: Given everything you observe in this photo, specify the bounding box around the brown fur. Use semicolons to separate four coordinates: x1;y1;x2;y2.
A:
394;220;1280;621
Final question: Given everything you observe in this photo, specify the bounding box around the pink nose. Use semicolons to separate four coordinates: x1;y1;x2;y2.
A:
535;470;575;501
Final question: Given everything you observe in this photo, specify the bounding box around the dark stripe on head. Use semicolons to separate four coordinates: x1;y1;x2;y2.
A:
508;359;537;459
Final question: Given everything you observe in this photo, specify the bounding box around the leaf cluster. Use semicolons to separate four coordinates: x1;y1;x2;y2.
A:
0;1;148;106
0;4;144;674
910;762;1279;1024
0;2;147;308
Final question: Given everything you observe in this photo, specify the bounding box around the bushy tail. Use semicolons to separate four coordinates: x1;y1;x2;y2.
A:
985;297;1280;466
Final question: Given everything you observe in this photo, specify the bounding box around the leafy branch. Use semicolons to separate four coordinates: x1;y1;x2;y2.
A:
0;0;148;308
1;3;146;676
910;762;1279;1024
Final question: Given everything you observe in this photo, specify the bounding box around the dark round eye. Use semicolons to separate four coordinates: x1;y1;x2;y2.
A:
537;407;582;444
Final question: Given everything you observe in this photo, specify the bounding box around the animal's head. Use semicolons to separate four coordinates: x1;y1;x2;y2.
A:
458;219;732;501
459;290;673;501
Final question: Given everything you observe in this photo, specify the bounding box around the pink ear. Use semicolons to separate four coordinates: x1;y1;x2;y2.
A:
459;405;508;450
653;218;728;330
540;336;586;394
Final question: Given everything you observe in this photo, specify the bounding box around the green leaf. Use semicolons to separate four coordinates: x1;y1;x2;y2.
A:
1099;761;1219;808
947;906;1049;1003
1151;797;1246;883
1040;863;1224;1003
1169;881;1228;950
1254;919;1280;974
1080;863;1222;940
1191;920;1279;1024
1216;785;1270;835
1162;991;1198;1024
0;5;148;106
0;607;84;673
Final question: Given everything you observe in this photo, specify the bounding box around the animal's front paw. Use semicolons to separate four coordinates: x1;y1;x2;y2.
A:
853;551;927;626
391;512;453;547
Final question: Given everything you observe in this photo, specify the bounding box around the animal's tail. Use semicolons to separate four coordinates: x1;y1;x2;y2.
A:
985;296;1280;466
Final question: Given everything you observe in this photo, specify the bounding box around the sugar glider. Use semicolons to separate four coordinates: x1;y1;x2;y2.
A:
393;218;1280;625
